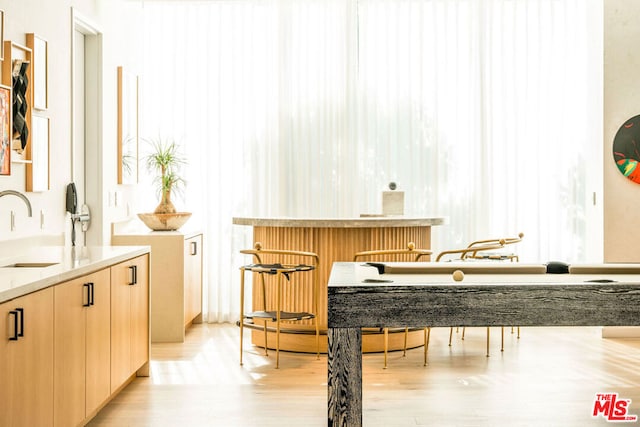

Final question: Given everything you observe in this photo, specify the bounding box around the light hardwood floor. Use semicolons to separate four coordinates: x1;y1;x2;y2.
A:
88;324;640;426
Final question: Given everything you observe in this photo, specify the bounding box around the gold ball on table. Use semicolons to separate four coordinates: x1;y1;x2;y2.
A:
452;269;464;282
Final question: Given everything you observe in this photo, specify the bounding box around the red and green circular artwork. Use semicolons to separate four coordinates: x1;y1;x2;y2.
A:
613;115;640;184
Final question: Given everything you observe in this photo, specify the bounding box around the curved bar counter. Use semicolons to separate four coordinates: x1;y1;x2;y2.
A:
233;216;447;353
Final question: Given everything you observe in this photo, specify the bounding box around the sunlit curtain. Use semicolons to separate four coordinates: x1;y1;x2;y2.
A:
355;0;602;261
140;0;602;323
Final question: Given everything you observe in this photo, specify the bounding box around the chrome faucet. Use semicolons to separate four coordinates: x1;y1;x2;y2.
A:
0;190;33;217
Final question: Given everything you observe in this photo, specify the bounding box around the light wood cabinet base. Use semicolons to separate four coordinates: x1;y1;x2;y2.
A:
111;228;203;343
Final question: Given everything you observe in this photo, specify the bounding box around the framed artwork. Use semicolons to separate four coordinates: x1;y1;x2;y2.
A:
28;115;49;191
1;42;33;155
11;59;30;152
613;114;640;184
117;66;139;185
27;34;48;111
0;84;10;175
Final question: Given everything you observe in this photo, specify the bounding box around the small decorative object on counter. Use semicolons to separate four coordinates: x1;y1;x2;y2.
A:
382;181;404;216
138;136;191;231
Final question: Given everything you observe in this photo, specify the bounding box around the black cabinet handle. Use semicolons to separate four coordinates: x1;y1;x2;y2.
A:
16;307;24;337
128;265;138;285
8;310;18;341
83;283;91;307
190;241;198;256
89;282;95;306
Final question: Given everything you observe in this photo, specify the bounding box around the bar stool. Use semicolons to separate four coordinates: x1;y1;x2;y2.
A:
435;233;524;356
463;232;524;262
239;243;320;368
353;242;433;368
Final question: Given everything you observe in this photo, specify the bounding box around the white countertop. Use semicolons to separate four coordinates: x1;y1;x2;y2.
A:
0;245;150;304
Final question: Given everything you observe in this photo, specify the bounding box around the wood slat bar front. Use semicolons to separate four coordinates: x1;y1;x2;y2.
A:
233;216;446;353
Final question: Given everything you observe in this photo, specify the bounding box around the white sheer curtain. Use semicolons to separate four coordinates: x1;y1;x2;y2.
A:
355;0;602;261
140;0;602;323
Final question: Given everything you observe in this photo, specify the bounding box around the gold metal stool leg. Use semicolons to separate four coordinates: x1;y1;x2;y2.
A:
501;327;504;352
314;268;320;360
403;327;408;357
486;327;490;357
383;328;389;369
449;327;454;346
423;327;431;366
239;268;245;366
263;321;268;356
315;317;320;360
260;273;268;357
275;272;282;369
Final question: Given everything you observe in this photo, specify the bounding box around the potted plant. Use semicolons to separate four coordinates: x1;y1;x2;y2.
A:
137;136;192;230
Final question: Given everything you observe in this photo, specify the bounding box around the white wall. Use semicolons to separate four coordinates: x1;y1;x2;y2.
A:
603;0;640;261
602;0;640;338
0;0;142;245
603;0;640;262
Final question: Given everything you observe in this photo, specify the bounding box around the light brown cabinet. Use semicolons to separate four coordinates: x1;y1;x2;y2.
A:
112;231;203;342
110;254;150;392
0;287;54;427
0;251;150;427
53;268;111;427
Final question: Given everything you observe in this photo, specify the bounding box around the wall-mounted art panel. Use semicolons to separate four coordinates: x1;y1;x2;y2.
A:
613;114;640;184
117;66;138;185
1;41;32;157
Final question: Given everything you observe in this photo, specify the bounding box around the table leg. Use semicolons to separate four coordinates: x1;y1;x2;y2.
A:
328;327;362;427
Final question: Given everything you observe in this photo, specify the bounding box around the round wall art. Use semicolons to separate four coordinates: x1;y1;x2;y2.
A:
613;114;640;184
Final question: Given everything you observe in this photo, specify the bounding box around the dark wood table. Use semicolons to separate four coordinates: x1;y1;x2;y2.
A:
327;262;640;426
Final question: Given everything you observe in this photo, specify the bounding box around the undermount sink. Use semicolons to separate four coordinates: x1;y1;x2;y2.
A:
1;262;59;268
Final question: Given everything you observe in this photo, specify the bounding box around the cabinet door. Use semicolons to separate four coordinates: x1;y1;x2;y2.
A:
55;268;111;427
111;258;133;391
0;288;54;427
184;234;203;326
85;269;112;416
54;276;87;427
130;254;149;371
111;254;149;392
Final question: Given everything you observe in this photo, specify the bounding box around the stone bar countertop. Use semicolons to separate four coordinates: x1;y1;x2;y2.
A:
232;216;447;228
0;245;150;303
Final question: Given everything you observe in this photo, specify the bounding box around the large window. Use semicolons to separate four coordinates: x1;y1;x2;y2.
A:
140;0;602;322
